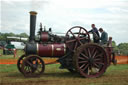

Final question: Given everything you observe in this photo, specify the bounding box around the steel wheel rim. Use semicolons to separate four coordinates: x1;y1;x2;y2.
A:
75;44;108;78
21;55;45;77
17;54;26;73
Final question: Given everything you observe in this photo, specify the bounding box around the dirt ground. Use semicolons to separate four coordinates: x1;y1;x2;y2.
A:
0;56;128;64
0;58;58;64
115;56;128;64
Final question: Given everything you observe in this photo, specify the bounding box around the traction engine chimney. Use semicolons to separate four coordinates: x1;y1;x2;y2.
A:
29;11;37;43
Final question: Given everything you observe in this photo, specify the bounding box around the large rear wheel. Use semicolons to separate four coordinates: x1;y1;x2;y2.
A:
73;43;108;78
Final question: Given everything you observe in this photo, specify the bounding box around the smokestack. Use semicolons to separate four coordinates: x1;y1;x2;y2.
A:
29;11;37;42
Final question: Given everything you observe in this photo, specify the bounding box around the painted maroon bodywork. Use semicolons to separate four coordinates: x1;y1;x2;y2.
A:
38;43;66;57
40;32;49;42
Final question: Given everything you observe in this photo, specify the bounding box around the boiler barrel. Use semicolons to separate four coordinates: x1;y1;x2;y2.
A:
38;44;66;57
25;43;66;57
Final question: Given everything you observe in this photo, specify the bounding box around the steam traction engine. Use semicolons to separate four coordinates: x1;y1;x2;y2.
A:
17;11;116;78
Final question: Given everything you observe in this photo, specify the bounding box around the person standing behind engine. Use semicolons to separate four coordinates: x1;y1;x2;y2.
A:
107;37;112;47
99;28;108;45
88;24;100;43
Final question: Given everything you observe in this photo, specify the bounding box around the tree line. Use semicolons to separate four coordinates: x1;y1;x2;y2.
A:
0;32;128;56
112;41;128;56
0;32;29;41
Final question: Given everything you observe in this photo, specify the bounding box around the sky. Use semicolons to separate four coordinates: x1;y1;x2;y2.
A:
0;0;128;45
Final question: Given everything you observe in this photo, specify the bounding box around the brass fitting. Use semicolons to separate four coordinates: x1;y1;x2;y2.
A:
30;11;37;15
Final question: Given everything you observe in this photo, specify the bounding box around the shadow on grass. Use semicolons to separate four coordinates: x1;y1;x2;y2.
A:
42;71;81;78
5;72;25;78
6;71;81;79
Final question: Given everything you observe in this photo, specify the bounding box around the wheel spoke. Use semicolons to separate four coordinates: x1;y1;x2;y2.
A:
83;48;88;57
25;66;30;73
79;37;87;40
82;64;89;71
30;57;33;62
66;39;76;43
80;53;89;59
80;64;85;69
87;48;91;58
78;28;82;37
93;63;100;68
91;47;96;53
78;40;83;45
78;61;88;64
95;53;104;58
69;30;76;38
92;50;97;58
95;62;104;65
88;67;90;75
94;58;101;61
28;67;32;73
35;59;39;65
26;60;32;66
74;42;78;50
24;66;27;72
24;66;27;71
91;48;97;58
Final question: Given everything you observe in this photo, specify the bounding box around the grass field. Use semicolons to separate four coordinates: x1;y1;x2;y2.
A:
0;49;128;85
0;49;24;59
0;64;128;85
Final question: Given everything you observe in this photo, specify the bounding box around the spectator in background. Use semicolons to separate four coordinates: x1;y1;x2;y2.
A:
88;24;100;43
107;37;112;47
107;36;117;65
99;28;108;45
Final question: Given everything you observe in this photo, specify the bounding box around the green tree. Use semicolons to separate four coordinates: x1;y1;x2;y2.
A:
19;33;28;37
112;41;119;50
117;43;128;56
0;32;28;41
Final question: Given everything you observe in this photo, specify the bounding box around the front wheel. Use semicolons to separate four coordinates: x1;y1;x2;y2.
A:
21;55;45;77
17;54;26;73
